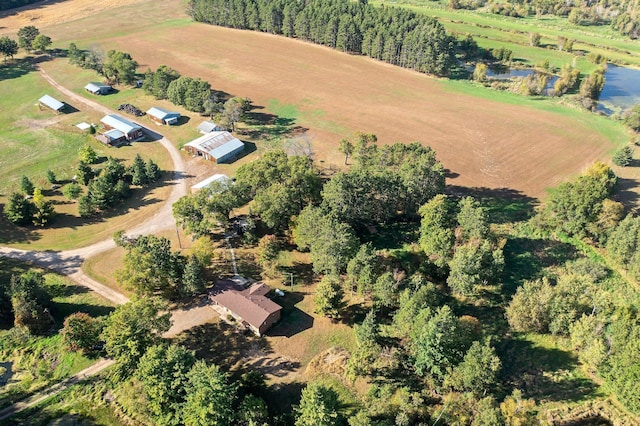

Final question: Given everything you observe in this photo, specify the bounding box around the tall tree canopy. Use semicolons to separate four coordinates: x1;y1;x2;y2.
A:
187;0;456;76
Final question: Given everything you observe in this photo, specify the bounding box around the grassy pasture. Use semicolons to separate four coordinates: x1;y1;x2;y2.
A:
36;0;629;200
375;0;640;69
0;57;182;250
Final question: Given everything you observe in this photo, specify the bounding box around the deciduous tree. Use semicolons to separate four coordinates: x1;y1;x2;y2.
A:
314;274;346;319
61;312;104;354
183;361;237;426
101;297;172;379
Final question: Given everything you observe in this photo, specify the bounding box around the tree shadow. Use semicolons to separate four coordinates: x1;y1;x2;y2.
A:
241;105;309;140
447;185;539;223
502;236;578;297
50;303;114;324
613;177;640;211
499;335;599;403
0;205;41;244
279;261;315;289
0;57;36;80
341;302;369;326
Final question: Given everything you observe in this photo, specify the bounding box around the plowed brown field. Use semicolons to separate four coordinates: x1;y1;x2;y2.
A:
3;0;629;198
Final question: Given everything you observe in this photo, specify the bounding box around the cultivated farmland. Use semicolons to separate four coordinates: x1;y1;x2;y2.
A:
31;0;628;198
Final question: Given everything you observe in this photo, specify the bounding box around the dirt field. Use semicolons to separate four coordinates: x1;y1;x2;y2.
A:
1;0;631;199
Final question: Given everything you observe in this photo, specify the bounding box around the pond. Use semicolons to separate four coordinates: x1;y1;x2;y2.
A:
485;65;558;94
597;64;640;115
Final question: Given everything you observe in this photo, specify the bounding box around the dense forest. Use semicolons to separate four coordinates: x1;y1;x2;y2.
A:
187;0;457;76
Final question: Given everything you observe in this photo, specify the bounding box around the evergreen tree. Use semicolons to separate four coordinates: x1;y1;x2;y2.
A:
181;255;206;296
20;175;34;196
314;274;346;319
5;192;35;225
131;154;148;186
295;382;342;426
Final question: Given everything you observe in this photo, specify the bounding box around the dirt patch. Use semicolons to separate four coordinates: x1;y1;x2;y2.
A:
0;0;148;35
17;116;64;130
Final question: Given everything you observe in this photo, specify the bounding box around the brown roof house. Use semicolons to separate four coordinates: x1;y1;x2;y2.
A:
209;280;282;336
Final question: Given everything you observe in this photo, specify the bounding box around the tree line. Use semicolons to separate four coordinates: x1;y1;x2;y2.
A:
187;0;456;76
448;0;639;38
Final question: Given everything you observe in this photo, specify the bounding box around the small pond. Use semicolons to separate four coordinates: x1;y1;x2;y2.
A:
485;65;558;94
597;64;640;115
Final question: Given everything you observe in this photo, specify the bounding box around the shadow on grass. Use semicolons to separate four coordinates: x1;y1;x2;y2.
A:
279;262;315;289
269;293;314;338
0;57;36;80
502;236;577;297
448;185;539;223
0;207;41;244
499;335;599;404
613;177;640;210
241;105;309;140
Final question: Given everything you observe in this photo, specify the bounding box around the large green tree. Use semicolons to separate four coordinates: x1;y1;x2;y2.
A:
17;25;38;51
103;50;138;85
0;36;18;63
314;274;346;319
101;297;172;379
419;194;456;268
116;235;185;298
295;382;342;426
135;344;196;425
5;192;35;226
183;361;237;426
61;312;104;354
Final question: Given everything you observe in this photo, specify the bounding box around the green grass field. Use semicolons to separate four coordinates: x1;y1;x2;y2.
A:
373;0;640;71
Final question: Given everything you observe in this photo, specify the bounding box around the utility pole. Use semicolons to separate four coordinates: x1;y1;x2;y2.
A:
175;225;182;249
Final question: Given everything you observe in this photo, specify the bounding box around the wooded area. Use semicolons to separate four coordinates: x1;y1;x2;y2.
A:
187;0;457;76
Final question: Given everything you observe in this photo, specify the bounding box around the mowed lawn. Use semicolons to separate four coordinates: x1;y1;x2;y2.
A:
0;60;174;250
41;0;630;198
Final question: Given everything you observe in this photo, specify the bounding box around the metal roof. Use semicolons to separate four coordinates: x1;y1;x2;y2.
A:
85;82;111;92
100;114;141;134
197;120;223;133
191;173;230;190
104;129;125;140
184;131;244;161
147;107;180;120
39;95;64;111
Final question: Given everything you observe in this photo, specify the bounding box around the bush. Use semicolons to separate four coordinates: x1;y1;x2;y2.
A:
612;146;633;167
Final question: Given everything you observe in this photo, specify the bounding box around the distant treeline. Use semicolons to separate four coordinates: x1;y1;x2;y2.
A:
187;0;456;76
0;0;39;11
450;0;639;38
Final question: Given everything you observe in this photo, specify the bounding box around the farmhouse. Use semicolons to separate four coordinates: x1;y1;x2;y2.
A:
191;173;230;192
209;280;282;336
197;120;224;134
100;114;144;141
38;95;65;113
184;131;244;163
84;82;112;95
146;107;180;125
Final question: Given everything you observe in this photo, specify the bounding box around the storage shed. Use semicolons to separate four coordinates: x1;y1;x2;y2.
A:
197;120;224;134
146;107;180;125
184;131;244;163
96;129;127;146
191;174;230;192
100;114;144;141
84;82;112;95
38;95;65;113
